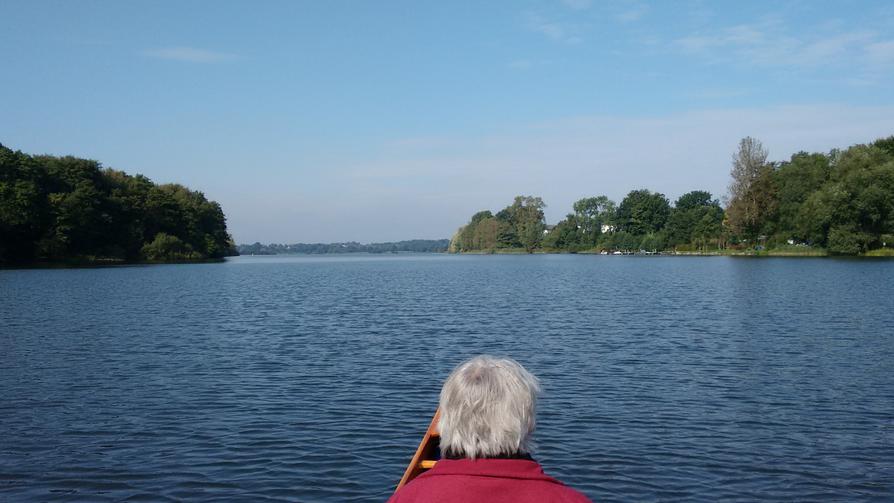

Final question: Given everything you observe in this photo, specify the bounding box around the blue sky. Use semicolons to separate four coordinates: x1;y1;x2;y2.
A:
2;0;894;243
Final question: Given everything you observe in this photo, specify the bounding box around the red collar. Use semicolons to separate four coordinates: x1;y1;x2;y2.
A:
419;458;565;484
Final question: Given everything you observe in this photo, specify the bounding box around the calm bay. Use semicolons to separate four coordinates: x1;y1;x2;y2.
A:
1;255;892;502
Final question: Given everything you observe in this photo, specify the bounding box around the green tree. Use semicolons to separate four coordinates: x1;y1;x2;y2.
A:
675;190;714;211
616;189;670;235
494;196;546;251
692;209;723;251
772;152;831;241
605;231;639;252
472;217;503;249
874;135;894;157
0;146;48;262
543;214;583;250
0;143;236;264
822;145;894;253
639;232;666;252
141;232;196;261
450;210;496;251
572;195;616;247
666;190;723;248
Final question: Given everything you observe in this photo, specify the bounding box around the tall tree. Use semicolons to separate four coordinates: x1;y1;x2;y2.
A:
726;137;773;239
513;196;547;252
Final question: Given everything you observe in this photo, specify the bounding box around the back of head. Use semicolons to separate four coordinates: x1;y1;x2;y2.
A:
438;355;541;460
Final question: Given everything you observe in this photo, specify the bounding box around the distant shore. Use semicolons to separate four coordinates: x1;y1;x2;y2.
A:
236;239;449;255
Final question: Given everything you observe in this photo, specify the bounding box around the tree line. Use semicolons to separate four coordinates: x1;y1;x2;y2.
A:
0;143;237;264
726;136;894;254
237;239;450;255
450;135;894;255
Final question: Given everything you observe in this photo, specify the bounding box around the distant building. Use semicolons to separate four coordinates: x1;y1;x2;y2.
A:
601;224;615;234
543;224;556;235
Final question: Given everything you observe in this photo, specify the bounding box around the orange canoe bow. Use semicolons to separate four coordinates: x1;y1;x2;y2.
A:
394;408;441;493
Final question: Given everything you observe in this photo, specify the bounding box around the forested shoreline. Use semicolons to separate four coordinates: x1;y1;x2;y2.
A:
237;239;449;255
0;144;237;265
4;134;892;265
450;135;894;256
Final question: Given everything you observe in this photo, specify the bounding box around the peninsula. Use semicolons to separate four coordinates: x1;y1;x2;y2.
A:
450;135;894;257
0;144;237;265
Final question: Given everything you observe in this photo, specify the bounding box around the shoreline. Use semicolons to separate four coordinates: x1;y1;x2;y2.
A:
5;249;893;269
455;247;894;258
0;257;230;270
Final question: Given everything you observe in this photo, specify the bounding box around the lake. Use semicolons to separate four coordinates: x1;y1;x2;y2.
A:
1;254;892;502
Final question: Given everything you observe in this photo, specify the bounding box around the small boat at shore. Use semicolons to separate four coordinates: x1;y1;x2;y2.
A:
394;409;441;493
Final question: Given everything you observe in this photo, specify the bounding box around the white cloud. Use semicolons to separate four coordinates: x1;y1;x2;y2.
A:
616;4;649;23
673;22;882;70
527;14;565;40
524;12;582;44
674;24;773;55
324;105;894;237
222;104;894;242
143;47;236;63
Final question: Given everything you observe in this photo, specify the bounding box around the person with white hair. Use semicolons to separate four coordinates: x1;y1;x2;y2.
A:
388;355;591;502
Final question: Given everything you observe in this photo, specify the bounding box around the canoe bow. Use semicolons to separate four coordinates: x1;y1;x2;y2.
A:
395;408;441;492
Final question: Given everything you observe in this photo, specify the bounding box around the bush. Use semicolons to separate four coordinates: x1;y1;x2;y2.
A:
827;227;870;255
639;232;666;252
141;233;198;261
605;231;639;251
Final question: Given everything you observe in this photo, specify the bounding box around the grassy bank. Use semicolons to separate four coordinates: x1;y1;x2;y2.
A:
726;245;828;257
864;248;894;257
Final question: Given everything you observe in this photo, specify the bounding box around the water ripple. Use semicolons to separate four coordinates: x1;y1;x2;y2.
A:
1;255;893;501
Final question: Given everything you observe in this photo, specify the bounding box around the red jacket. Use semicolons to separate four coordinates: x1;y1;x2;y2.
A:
387;458;592;503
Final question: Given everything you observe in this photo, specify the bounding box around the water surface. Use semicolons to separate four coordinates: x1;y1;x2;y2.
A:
1;255;892;501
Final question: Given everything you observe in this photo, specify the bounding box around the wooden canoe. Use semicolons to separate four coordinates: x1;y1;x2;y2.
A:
394;408;441;493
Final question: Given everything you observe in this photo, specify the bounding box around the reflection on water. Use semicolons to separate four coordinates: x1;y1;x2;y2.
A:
1;255;892;502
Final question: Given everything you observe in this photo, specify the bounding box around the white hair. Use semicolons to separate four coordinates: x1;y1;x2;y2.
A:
438;355;541;459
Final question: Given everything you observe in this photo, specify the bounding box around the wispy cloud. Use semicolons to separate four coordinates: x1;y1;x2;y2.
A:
223;104;894;242
525;12;582;44
561;0;591;11
314;104;894;241
674;24;768;55
672;21;884;71
616;3;649;23
143;46;236;63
